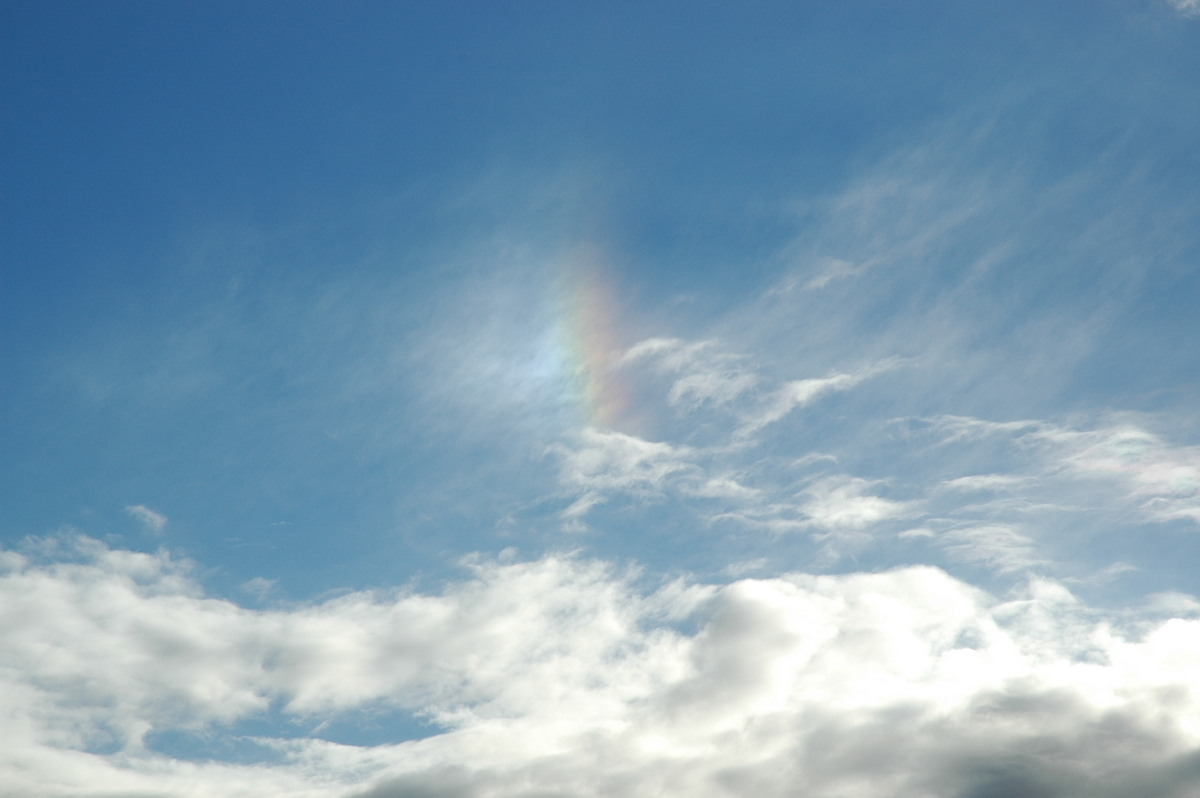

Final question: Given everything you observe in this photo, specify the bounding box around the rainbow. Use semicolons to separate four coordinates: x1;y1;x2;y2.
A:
554;245;630;429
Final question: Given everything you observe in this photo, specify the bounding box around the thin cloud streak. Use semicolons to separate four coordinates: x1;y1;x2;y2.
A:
125;504;168;534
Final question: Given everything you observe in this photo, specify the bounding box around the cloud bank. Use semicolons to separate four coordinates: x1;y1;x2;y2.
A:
3;534;1198;797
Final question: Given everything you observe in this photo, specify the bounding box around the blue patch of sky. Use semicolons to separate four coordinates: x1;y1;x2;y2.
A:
4;1;1199;611
145;706;443;764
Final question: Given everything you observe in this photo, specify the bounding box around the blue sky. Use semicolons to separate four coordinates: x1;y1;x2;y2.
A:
3;2;1200;796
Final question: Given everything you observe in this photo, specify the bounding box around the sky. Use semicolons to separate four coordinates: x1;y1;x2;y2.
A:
2;2;1200;796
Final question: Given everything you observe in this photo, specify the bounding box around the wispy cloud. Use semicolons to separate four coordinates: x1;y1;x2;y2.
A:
548;342;907;542
125;505;167;534
939;524;1046;574
551;428;695;498
1169;0;1200;18
618;338;900;436
920;414;1200;530
1037;423;1200;524
621;337;759;412
735;359;902;438
937;474;1032;493
241;577;277;599
800;475;913;531
553;332;1200;582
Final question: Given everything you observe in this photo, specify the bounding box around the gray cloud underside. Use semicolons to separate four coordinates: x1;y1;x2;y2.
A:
3;535;1198;797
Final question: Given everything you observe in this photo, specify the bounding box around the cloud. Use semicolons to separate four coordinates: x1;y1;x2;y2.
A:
548;427;698;526
546;341;907;540
553;427;694;495
550;339;1200;581
618;337;898;436
545;419;760;528
709;475;916;562
241;576;277;599
801;476;910;526
735;359;903;439
940;524;1046;574
1035;423;1200;524
735;372;863;436
545;348;1200;585
920;414;1200;531
621;337;759;413
882;414;1200;579
1170;0;1200;18
802;257;867;290
125;504;168;534
729;90;1199;446
3;534;1198;797
938;474;1032;493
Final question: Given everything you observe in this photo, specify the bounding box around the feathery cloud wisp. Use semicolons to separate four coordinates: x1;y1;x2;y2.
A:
124;505;167;534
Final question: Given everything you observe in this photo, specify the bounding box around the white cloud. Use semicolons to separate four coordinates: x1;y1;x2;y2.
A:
546;423;759;528
938;473;1030;493
738;372;862;434
1036;423;1200;524
803;257;867;290
1169;0;1200;17
241;576;277;599
668;369;759;412
548;427;697;525
618;338;898;435
125;504;168;534
709;475;915;557
894;414;1200;577
544;365;1199;580
621;337;709;370
2;535;1199;797
801;475;913;530
549;436;915;551
622;337;759;412
940;524;1047;573
737;359;902;438
922;415;1200;530
922;414;1045;444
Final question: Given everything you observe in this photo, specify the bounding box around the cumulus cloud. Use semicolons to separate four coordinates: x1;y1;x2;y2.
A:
125;504;168;534
2;534;1199;797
